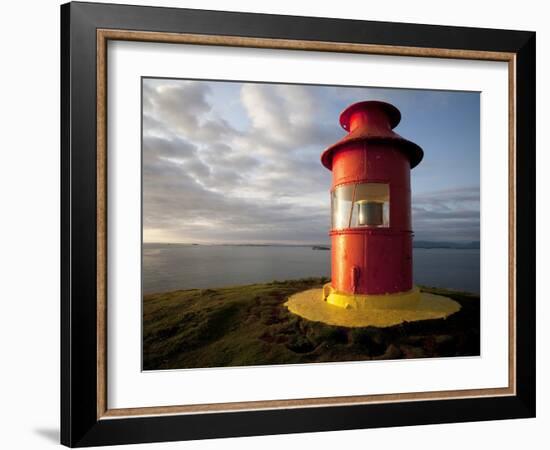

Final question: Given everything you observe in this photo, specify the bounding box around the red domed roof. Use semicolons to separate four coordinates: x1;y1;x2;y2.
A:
321;100;424;170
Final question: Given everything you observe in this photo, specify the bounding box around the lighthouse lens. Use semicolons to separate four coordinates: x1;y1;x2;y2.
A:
358;201;384;226
351;183;390;228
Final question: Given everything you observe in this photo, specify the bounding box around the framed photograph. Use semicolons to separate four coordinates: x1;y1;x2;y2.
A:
61;1;536;447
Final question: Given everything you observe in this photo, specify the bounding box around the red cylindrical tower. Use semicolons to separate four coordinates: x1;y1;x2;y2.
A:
321;101;423;306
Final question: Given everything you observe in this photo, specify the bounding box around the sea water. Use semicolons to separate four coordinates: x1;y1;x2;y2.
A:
143;244;480;295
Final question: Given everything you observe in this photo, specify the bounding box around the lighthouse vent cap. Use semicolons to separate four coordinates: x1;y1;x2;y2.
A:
340;100;401;131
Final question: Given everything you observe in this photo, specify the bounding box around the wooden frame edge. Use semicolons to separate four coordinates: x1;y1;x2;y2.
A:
508;55;517;395
95;28;517;420
100;387;515;419
97;29;108;419
98;29;515;61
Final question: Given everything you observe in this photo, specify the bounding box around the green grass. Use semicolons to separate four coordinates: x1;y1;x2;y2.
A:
143;278;480;370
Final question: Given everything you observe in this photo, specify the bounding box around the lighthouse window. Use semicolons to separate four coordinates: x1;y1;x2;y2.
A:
351;183;390;228
331;184;354;230
331;183;389;230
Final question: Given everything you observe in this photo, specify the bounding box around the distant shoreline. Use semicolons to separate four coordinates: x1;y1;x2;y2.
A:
143;241;480;250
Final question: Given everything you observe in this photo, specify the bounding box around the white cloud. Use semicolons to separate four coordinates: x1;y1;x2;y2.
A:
412;187;480;241
142;78;479;244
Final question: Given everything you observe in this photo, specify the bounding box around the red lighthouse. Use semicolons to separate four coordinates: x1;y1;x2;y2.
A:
286;100;460;327
321;101;423;308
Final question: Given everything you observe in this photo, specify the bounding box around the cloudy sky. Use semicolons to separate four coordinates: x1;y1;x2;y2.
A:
142;78;480;245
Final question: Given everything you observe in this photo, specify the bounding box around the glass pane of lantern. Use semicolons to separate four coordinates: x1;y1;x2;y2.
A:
331;184;354;230
350;183;390;228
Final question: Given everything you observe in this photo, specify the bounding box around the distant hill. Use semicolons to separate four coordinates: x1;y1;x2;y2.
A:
413;240;480;249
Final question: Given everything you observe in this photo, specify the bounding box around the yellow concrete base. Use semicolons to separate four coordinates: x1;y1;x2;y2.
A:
323;283;423;310
285;287;461;328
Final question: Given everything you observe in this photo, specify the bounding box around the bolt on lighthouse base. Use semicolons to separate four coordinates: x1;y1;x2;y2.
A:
285;286;460;328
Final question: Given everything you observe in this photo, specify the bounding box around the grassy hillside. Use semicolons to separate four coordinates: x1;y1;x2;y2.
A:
143;277;479;370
